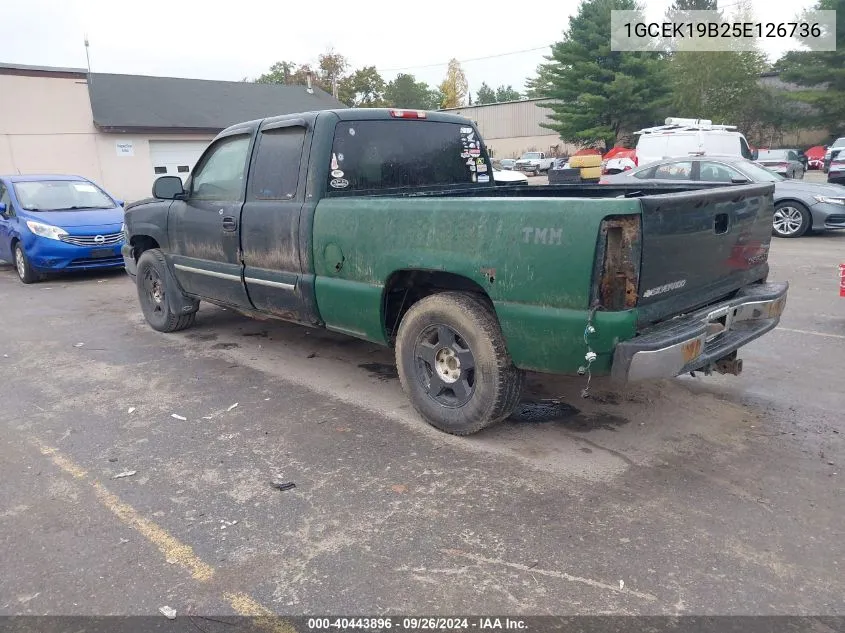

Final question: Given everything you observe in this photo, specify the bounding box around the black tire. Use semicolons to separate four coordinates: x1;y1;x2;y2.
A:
13;242;39;284
395;291;525;436
136;249;196;332
772;201;811;238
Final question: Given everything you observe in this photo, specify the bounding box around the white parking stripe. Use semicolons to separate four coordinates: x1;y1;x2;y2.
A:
776;327;845;340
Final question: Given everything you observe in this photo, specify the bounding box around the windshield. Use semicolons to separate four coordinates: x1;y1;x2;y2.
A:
521;153;541;159
14;180;115;211
734;159;785;182
757;150;788;160
833;138;845;148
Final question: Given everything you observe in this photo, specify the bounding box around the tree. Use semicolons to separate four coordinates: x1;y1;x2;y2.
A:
317;49;349;98
667;0;717;14
540;0;669;150
495;85;521;102
525;54;559;98
384;73;441;110
255;61;296;85
476;82;496;105
776;0;845;136
667;0;768;128
438;59;469;108
341;66;387;107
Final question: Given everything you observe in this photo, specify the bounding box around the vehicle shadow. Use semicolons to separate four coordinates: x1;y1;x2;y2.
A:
181;303;762;477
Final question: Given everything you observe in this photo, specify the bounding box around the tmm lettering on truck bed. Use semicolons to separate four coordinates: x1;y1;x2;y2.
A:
522;227;563;245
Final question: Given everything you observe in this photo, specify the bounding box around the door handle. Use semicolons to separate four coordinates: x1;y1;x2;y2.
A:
222;216;237;232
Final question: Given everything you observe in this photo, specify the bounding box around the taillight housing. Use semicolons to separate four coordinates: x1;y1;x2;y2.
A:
592;215;641;310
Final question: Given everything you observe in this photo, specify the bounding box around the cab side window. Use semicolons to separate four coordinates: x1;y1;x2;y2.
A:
190;135;251;200
249;127;306;200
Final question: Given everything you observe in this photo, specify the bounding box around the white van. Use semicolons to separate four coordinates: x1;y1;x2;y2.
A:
634;118;755;166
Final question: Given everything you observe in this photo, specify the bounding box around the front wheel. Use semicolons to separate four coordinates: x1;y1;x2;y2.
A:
395;292;524;435
136;249;196;332
772;201;810;238
14;243;39;284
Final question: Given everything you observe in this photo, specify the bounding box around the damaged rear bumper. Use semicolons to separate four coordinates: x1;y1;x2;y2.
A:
611;281;788;382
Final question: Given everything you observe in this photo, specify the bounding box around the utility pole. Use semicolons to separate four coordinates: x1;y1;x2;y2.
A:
84;35;93;86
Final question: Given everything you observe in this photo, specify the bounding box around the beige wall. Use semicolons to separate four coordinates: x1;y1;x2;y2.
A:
484;135;577;159
443;100;579;159
0;72;213;202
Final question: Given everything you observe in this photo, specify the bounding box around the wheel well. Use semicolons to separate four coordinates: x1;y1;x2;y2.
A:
775;198;813;229
129;235;160;261
382;269;493;341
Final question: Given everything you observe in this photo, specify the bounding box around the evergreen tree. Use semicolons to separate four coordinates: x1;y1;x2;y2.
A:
540;0;669;150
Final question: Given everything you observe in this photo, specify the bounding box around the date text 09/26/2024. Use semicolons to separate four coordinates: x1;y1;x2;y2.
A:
306;617;528;631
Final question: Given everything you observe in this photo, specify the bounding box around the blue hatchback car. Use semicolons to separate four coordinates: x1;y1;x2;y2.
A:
0;175;126;283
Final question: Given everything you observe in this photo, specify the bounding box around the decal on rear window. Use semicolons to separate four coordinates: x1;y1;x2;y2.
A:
327;120;490;193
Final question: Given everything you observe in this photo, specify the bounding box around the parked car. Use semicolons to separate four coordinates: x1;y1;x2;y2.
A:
806;145;826;170
774;148;809;170
823;137;845;173
123;108;786;435
492;169;528;185
634;117;756;166
828;152;845;186
514;151;553;174
498;158;516;170
600;155;845;238
0;174;125;283
755;149;805;179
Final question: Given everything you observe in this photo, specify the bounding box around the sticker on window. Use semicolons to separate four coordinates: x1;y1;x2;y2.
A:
330;178;349;189
331;170;344;178
476;164;487;173
73;183;98;193
460;127;473;133
478;174;489;183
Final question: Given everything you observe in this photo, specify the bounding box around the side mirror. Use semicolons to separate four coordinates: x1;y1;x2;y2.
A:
0;202;6;215
751;149;759;160
153;176;185;200
731;177;751;184
115;199;125;207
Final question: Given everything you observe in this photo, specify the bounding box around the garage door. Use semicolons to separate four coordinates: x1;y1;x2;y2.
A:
149;140;211;183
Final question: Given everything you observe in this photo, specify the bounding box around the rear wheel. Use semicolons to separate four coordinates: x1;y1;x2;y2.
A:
395;291;524;436
772;201;810;238
14;243;39;284
136;249;196;332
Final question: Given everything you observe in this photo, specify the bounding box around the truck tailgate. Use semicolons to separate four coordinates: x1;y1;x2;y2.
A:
635;183;775;325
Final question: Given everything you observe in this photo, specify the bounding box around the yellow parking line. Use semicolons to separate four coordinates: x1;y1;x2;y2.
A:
31;438;295;630
224;592;298;633
32;437;214;582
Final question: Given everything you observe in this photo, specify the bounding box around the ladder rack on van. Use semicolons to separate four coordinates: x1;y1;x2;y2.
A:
634;118;737;135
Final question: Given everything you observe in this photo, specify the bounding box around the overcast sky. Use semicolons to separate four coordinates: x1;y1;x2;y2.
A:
1;0;819;98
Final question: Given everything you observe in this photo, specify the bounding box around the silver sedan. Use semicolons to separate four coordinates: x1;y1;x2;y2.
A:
600;155;845;238
755;149;805;179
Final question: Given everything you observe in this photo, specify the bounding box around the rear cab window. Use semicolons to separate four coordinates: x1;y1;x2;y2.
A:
325;120;493;195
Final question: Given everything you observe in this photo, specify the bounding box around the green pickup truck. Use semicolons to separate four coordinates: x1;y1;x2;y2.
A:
122;108;788;435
